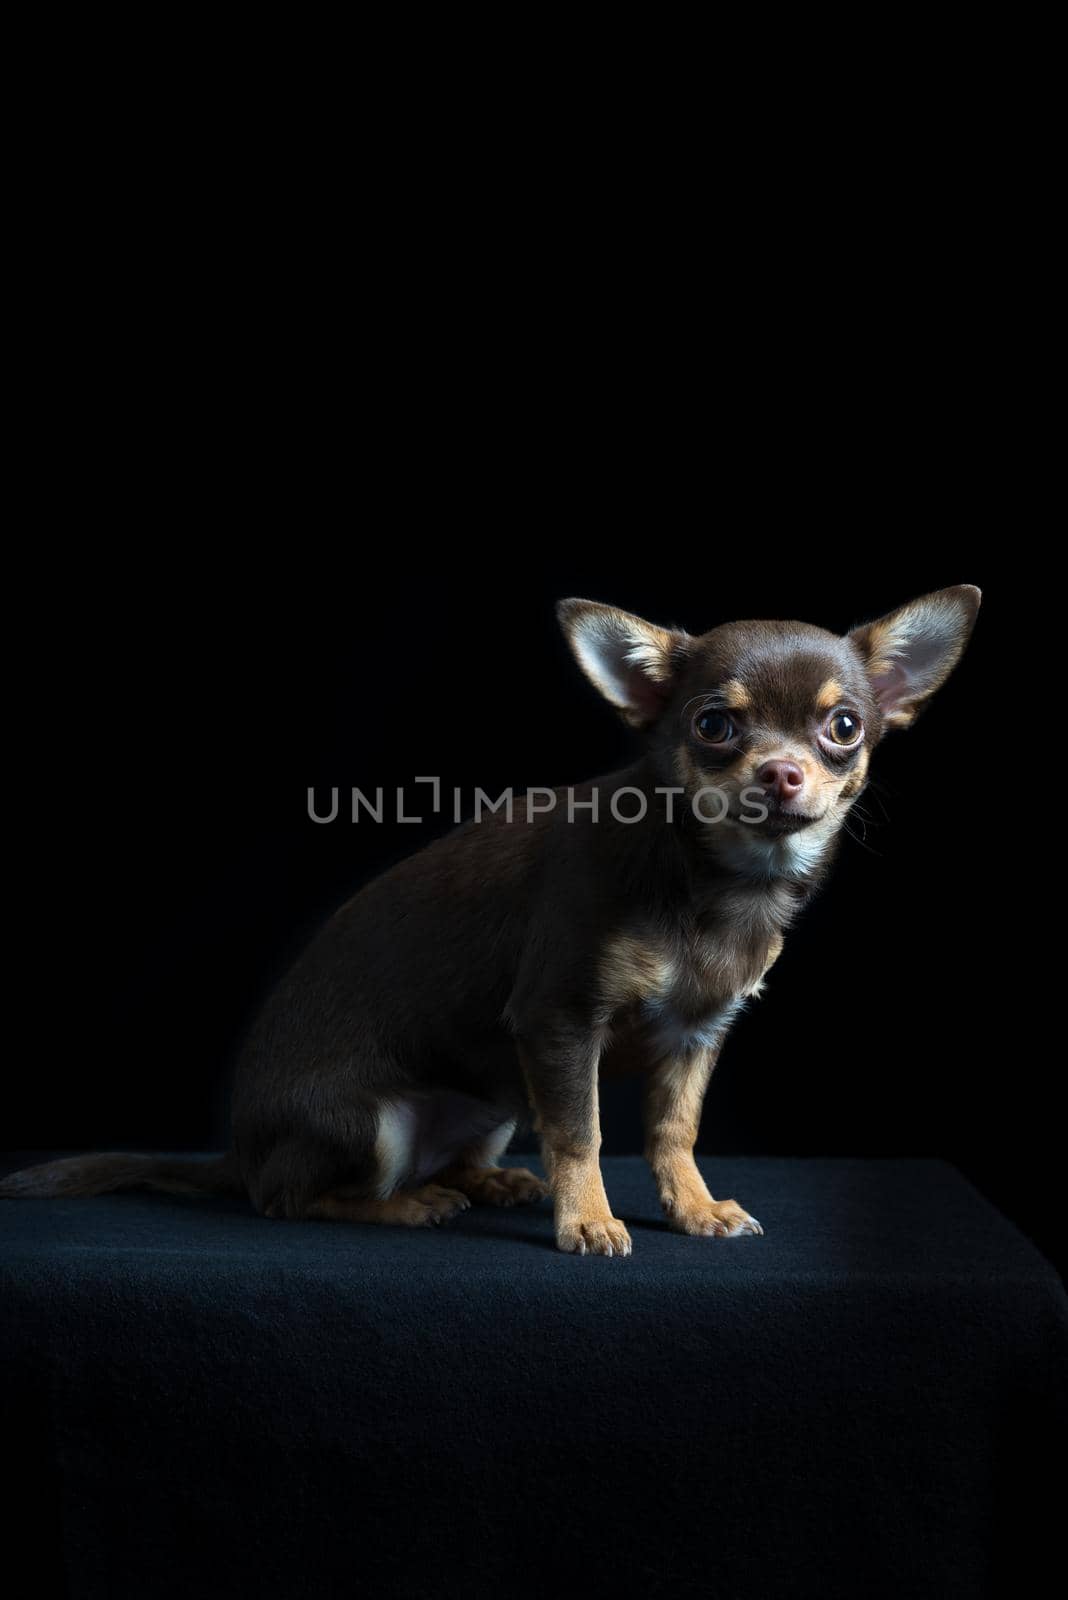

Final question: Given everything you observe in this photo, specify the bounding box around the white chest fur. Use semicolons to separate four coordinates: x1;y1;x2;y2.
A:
597;923;781;1060
640;993;745;1057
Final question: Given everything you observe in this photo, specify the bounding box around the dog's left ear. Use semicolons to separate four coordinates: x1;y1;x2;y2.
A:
848;585;981;728
557;599;693;727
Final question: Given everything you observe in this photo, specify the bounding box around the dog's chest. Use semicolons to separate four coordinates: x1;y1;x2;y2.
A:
597;899;785;1059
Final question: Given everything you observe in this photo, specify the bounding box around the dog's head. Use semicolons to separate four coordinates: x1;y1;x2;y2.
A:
558;587;980;868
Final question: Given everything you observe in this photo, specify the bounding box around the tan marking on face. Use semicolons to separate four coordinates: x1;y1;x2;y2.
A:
673;745;700;792
817;678;844;711
721;678;751;711
838;746;870;800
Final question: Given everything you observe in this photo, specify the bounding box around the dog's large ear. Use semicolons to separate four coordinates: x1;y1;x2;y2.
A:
557;599;693;728
848;585;981;729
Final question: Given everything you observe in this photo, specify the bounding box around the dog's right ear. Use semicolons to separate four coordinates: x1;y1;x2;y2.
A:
556;599;693;728
848;585;981;729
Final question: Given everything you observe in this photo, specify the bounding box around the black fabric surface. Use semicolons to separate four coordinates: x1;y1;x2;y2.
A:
2;1154;1065;1600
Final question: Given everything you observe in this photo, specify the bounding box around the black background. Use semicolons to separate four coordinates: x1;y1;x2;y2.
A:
14;505;1056;1272
4;62;1062;1600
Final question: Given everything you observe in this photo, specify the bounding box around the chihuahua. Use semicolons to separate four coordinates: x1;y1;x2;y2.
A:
1;587;980;1256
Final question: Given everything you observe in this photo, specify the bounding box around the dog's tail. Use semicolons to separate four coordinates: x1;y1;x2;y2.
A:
0;1151;243;1200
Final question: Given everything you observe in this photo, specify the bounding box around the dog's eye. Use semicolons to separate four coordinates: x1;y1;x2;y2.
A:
694;710;735;744
826;711;862;746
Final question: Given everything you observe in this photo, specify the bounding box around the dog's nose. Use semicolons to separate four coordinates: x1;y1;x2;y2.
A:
756;759;805;801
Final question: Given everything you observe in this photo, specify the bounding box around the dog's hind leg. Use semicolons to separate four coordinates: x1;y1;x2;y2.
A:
433;1118;549;1207
245;1098;472;1227
302;1184;471;1225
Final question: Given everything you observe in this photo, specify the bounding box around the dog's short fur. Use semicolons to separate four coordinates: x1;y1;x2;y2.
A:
2;587;980;1255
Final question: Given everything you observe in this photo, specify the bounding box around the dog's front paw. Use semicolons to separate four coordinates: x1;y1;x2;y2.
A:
556;1216;633;1257
668;1198;763;1238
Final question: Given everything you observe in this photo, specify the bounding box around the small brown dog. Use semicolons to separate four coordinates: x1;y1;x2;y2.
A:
1;587;980;1255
